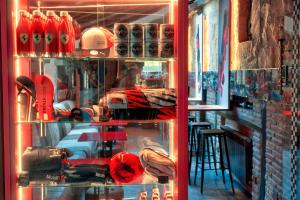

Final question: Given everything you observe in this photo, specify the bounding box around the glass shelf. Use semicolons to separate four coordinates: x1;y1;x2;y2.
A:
16;119;175;125
18;179;171;189
14;55;174;62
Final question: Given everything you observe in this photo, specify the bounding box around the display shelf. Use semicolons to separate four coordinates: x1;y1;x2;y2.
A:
14;55;174;62
16;119;175;125
18;179;171;189
2;0;188;198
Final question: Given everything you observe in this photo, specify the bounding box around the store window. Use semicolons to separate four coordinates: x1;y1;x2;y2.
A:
188;0;230;110
188;13;203;101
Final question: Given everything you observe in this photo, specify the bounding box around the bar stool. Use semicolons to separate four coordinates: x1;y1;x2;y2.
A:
188;115;196;122
195;129;235;194
188;121;211;184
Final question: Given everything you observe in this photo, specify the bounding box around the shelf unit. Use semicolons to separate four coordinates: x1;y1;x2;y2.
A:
15;55;175;62
1;0;188;200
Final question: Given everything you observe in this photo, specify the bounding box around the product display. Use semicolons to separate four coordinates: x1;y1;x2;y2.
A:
16;10;80;57
59;11;72;56
35;75;54;121
110;152;144;184
31;10;45;56
114;42;129;57
16;76;36;121
159;24;174;58
144;41;159;57
144;23;158;40
164;191;174;200
151;188;160;200
99;88;176;120
130;42;143;57
16;10;31;56
81;27;113;56
114;23;129;57
129;24;143;41
159;24;174;41
53;100;75;116
21;147;71;172
160;42;174;58
64;164;111;183
139;138;176;179
113;23;174;58
45;11;59;56
8;0;184;198
114;23;129;41
139;191;148;200
140;148;176;179
16;76;36;100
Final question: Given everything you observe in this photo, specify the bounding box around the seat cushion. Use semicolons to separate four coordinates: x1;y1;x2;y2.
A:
68;150;87;160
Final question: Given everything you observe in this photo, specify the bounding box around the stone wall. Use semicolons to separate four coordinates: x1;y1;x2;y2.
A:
239;0;295;69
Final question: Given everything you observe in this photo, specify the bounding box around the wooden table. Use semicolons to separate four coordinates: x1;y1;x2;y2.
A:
188;104;229;111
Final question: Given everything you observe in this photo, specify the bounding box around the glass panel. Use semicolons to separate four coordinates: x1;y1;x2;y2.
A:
12;0;178;199
188;0;229;110
15;58;175;123
17;121;172;187
188;13;202;100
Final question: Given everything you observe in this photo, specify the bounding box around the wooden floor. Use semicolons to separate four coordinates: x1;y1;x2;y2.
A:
189;156;251;200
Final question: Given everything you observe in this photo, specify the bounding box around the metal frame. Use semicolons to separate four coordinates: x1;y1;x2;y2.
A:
0;0;189;199
290;0;299;199
0;14;4;200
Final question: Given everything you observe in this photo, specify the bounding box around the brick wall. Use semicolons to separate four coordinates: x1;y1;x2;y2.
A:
265;101;292;200
205;94;293;199
252;129;262;200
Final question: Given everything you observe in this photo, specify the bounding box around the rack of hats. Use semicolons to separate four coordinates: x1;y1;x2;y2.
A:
6;0;187;199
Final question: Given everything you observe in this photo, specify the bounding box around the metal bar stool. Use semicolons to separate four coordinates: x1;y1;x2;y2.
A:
195;129;235;194
193;133;218;185
188;121;211;184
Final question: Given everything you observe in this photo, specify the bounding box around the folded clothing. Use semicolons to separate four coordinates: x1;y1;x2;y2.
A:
138;138;175;179
138;137;168;155
139;149;175;179
110;152;144;184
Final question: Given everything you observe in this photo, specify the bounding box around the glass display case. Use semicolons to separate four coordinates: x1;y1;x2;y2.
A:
0;0;188;199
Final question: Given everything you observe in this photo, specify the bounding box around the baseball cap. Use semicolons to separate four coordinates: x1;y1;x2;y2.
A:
81;27;113;56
